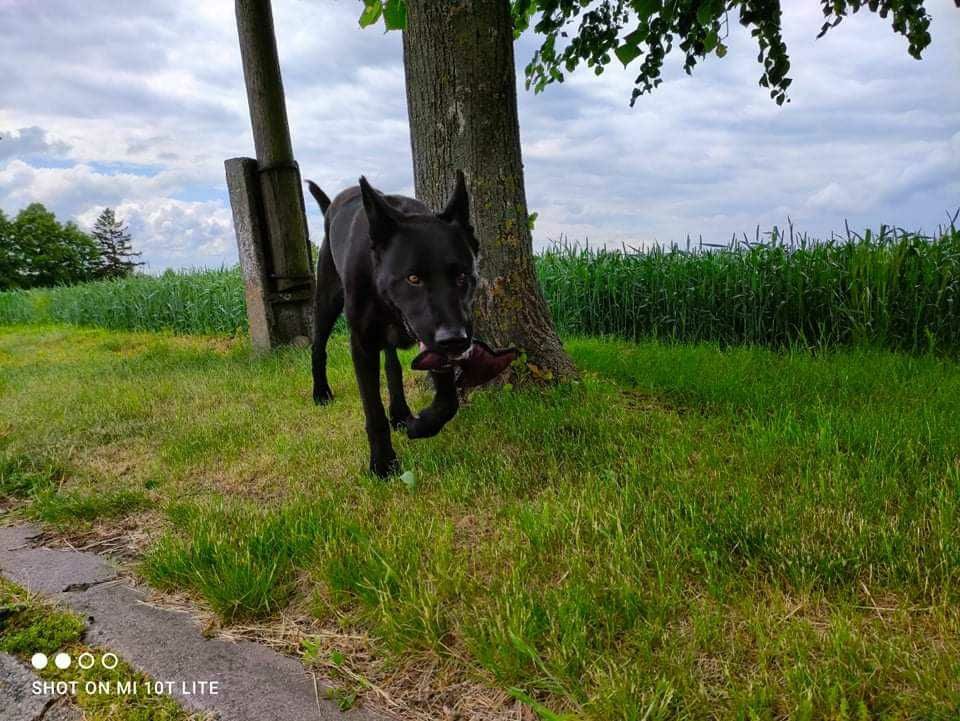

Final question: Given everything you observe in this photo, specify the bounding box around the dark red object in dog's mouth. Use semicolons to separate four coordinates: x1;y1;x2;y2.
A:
411;340;518;388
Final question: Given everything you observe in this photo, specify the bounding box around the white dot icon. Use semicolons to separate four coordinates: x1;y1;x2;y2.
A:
54;652;71;670
77;652;95;670
31;653;48;670
101;653;119;670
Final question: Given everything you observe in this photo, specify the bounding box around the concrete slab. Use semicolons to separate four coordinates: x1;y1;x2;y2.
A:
0;524;117;595
0;525;42;549
0;524;388;721
0;652;81;721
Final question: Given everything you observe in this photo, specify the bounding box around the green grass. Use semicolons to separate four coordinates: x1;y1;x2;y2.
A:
0;579;86;656
0;577;190;721
29;486;151;524
2;223;959;352
143;501;330;620
0;451;152;526
0;453;68;497
1;324;958;719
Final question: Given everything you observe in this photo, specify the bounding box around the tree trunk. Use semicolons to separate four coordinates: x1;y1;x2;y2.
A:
402;0;576;381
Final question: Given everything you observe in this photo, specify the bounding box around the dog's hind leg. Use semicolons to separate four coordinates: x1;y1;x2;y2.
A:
384;347;413;430
312;238;343;405
405;370;459;439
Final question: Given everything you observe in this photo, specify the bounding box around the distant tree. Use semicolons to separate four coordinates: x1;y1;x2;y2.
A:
91;208;142;279
1;204;102;289
0;209;15;289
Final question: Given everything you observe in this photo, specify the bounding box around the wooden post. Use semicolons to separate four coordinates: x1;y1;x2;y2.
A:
229;0;313;349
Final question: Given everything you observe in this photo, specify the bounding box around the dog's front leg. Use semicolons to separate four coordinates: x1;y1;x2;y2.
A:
406;370;459;439
384;347;413;430
350;334;399;478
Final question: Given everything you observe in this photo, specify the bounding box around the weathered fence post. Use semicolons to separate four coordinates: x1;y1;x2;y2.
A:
226;0;313;351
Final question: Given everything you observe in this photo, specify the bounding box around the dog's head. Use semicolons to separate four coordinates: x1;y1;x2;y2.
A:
360;172;479;357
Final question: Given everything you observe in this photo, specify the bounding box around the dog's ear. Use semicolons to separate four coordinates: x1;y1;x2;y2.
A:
439;170;475;235
359;176;399;249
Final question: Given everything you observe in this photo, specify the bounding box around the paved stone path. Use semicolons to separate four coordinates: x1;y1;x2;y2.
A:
0;524;387;721
0;652;81;720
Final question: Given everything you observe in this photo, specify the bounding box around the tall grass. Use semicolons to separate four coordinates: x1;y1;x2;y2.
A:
2;223;958;351
539;223;960;352
0;267;245;335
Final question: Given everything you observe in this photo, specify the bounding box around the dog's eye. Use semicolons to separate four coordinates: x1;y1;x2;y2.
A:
455;273;467;287
406;274;422;286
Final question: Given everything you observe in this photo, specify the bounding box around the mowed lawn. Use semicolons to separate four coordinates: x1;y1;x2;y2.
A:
1;324;959;720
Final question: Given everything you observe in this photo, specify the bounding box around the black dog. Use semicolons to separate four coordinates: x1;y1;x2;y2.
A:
306;173;479;478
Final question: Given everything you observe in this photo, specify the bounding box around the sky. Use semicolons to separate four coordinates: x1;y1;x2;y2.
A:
0;0;957;271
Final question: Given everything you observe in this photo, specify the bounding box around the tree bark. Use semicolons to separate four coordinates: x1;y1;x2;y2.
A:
402;0;576;380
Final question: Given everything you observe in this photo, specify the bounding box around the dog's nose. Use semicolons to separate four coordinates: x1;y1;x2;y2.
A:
435;326;470;353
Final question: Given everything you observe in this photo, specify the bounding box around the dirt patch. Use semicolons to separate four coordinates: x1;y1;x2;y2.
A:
164;334;242;356
79;440;155;480
25;510;164;565
618;389;688;415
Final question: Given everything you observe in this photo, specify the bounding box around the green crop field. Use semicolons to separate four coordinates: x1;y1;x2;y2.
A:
2;223;958;353
1;324;958;719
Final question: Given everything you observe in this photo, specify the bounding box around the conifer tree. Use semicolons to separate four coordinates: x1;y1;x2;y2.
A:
92;208;142;278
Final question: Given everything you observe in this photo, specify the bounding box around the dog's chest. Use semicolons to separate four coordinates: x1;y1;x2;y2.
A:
384;322;415;349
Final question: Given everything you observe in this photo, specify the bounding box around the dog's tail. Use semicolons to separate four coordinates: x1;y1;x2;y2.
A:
305;180;331;214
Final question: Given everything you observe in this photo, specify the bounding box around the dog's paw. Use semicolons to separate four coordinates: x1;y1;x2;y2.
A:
405;415;442;439
406;405;458;439
369;450;401;479
313;385;334;405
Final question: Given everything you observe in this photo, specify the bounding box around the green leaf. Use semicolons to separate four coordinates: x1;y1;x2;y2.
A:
358;1;382;28
383;0;407;30
511;0;536;37
633;0;660;21
507;687;575;721
697;1;719;27
300;638;320;661
623;26;649;46
703;28;719;53
400;470;417;490
615;41;642;66
336;691;356;711
716;42;728;58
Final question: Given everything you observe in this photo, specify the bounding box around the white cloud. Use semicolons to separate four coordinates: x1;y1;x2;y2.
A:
0;159;234;268
77;199;234;270
0;126;71;161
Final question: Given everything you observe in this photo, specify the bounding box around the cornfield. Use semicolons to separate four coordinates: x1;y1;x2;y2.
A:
0;268;246;336
2;223;958;352
539;222;960;352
